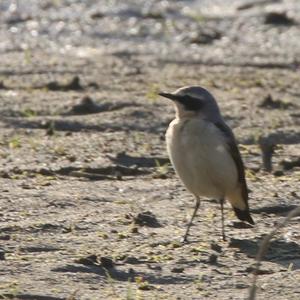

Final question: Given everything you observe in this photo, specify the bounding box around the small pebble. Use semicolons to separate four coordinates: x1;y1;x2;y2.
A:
0;249;5;260
171;267;184;273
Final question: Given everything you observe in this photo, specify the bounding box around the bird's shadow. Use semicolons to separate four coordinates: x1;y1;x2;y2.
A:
251;204;299;217
229;237;300;269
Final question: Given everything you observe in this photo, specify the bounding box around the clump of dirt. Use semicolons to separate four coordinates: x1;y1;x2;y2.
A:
0;81;7;89
43;76;84;91
69;96;103;115
0;249;5;260
89;10;105;19
264;11;295;25
134;211;161;227
259;94;295;109
279;157;300;170
65;96;137;115
258;136;276;172
76;255;114;269
188;29;222;45
76;254;99;266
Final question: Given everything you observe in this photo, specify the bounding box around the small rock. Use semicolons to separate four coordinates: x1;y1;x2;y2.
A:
100;256;114;269
67;155;77;162
76;254;98;266
201;274;211;283
280;157;300;170
46;76;83;91
245;266;274;275
147;264;162;271
134;211;161;227
235;283;248;289
125;256;140;264
259;94;294;109
0;249;5;260
37;168;52;176
0;171;11;179
90;11;105;19
115;170;123;180
88;82;99;88
63;76;83;90
273;169;284;177
171;267;184;273
291;191;298;198
130;226;139;234
6;14;31;25
70;96;102;115
211;242;222;253
259;136;276;172
142;10;164;19
138;283;153;291
208;254;218;264
43;120;55;136
0;235;10;241
264;12;295;26
0;81;7;89
21;184;32;190
189;29;221;44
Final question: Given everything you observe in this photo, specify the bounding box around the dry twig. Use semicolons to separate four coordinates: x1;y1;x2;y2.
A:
248;206;300;300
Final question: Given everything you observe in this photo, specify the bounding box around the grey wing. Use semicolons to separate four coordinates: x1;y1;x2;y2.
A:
214;120;254;224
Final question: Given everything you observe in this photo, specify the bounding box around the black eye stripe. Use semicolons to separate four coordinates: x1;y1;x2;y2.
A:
178;95;203;111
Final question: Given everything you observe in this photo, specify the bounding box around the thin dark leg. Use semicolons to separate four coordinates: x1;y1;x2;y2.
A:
220;198;226;241
182;196;200;243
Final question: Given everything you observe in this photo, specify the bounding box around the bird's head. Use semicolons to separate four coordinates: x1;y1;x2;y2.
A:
159;86;221;120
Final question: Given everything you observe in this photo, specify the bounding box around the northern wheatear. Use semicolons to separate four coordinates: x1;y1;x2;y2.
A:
159;86;254;242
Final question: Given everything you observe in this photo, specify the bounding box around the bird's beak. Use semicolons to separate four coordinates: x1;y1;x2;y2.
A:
158;92;181;101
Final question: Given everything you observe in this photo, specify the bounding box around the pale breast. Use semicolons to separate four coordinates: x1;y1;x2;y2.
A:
166;118;238;198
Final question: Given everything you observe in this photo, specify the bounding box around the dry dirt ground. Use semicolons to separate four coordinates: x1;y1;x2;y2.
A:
0;1;300;300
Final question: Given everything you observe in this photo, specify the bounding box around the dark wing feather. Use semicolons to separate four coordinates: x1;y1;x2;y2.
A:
214;121;254;224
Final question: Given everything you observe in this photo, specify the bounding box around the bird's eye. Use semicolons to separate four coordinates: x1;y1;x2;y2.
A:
180;95;203;111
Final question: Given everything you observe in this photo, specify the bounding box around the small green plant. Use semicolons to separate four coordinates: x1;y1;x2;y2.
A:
126;281;134;300
135;276;152;291
0;281;20;298
46;120;56;136
24;48;32;65
190;13;205;23
118;231;129;239
149;254;173;263
21;108;37;118
8;136;21;149
287;262;293;272
104;269;118;298
146;84;160;102
154;159;170;177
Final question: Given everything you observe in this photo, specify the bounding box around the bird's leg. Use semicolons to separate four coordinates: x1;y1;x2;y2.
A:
220;198;226;241
182;196;200;243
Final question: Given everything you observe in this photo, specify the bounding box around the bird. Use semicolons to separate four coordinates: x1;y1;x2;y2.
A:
159;86;254;242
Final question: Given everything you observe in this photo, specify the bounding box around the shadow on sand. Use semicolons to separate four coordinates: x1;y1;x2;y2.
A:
229;237;300;269
52;264;194;285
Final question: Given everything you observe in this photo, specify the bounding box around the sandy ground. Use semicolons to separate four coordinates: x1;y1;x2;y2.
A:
0;1;300;299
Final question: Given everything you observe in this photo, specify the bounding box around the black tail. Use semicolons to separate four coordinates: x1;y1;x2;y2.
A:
233;207;255;225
